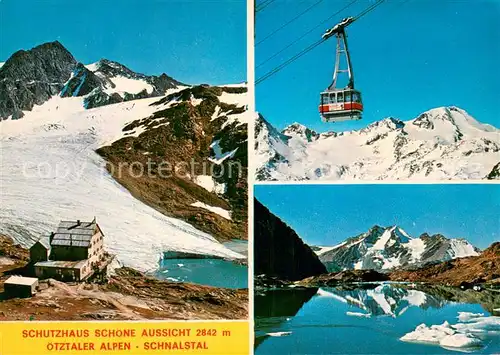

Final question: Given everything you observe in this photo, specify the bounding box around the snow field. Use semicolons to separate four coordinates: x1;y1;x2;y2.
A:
0;93;244;272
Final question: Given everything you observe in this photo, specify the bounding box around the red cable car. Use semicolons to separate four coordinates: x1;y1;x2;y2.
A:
319;17;363;122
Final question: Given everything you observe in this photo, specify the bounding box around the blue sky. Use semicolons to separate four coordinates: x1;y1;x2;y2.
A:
256;0;500;132
255;184;500;249
0;0;246;85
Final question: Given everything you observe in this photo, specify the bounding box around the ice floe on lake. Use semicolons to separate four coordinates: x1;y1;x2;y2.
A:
266;332;292;337
346;311;371;318
401;312;500;351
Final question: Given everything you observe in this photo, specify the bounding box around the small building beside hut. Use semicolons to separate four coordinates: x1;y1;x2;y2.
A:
29;239;50;263
4;276;39;298
31;218;109;282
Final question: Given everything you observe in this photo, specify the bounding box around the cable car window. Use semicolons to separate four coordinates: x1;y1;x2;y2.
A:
352;92;359;102
345;92;351;102
329;93;336;103
337;92;343;102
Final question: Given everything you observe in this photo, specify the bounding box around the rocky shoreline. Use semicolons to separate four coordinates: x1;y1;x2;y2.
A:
0;235;248;320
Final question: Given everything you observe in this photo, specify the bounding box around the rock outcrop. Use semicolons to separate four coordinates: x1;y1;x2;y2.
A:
254;199;327;281
298;269;389;286
0;41;77;119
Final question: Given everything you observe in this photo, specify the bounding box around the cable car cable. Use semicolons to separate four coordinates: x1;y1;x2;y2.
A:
353;0;384;21
256;0;277;13
256;0;386;85
256;38;325;85
256;0;273;11
256;0;325;46
257;0;358;69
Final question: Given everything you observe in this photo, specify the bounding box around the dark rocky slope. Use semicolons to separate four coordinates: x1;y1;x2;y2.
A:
254;199;326;281
0;41;76;119
96;85;248;241
486;162;500;179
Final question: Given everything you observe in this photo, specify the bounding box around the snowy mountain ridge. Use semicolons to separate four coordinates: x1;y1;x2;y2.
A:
0;41;182;120
61;58;183;110
256;106;500;180
316;225;480;272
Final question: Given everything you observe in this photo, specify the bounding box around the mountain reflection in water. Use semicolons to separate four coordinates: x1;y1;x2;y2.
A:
255;283;500;354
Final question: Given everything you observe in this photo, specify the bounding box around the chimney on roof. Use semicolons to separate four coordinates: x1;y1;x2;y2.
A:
77;219;81;226
49;232;54;243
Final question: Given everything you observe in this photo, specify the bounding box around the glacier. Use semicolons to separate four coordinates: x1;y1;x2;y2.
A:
0;91;244;273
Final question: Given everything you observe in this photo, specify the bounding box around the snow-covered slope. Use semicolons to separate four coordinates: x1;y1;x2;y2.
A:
317;225;480;272
0;88;247;272
256;107;500;180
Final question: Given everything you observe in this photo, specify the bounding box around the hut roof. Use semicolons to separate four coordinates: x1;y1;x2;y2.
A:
50;219;99;248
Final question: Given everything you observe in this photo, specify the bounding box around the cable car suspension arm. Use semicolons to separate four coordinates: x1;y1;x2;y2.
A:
256;0;385;85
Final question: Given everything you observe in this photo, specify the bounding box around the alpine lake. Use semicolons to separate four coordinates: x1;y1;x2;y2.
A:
255;283;500;354
154;240;248;289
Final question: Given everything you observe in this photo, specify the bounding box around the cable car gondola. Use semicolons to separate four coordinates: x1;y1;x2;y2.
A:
319;17;363;122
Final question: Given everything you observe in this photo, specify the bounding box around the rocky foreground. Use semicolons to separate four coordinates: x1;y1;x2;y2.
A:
0;236;247;320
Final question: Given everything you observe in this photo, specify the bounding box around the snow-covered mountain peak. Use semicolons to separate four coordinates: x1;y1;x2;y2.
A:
93;58;141;78
84;59;137;75
282;122;319;142
317;226;480;272
389;225;412;242
255;114;293;179
362;117;405;134
410;106;498;135
361;225;411;249
84;61;101;72
419;232;446;241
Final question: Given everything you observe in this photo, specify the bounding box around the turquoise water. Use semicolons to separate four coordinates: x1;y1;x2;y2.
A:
255;284;500;354
154;240;248;289
155;258;247;289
